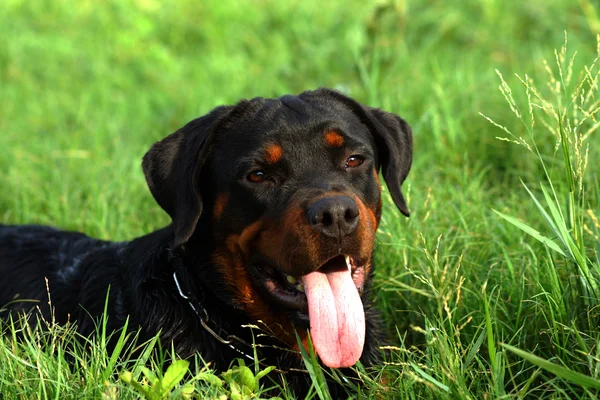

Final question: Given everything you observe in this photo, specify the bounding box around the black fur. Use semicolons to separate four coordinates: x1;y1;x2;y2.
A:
0;88;412;397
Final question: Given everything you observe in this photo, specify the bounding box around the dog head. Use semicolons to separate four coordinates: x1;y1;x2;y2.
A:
142;88;412;368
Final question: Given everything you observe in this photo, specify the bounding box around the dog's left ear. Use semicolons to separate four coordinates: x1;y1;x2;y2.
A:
362;106;413;217
142;105;233;249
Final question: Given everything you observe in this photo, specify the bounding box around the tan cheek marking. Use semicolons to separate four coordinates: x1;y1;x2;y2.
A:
351;194;377;261
364;260;372;282
256;202;321;275
212;247;265;325
353;194;378;232
264;144;283;164
373;168;383;216
212;250;250;302
217;224;307;349
233;220;263;258
212;193;229;221
324;131;344;147
373;168;381;187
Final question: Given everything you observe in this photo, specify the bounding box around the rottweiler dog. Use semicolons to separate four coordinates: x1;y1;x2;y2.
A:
0;88;412;396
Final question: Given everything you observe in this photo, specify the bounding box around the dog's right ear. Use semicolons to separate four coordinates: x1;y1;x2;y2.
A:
142;106;232;250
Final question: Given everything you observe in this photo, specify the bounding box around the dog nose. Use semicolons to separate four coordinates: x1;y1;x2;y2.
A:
308;196;359;239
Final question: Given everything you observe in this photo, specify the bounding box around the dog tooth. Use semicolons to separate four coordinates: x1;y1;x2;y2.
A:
296;283;305;292
286;275;298;284
345;255;351;270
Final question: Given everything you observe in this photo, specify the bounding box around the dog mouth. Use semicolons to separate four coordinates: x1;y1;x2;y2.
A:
253;254;366;314
251;254;367;368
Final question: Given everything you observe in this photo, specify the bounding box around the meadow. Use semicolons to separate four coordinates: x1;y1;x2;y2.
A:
1;0;600;398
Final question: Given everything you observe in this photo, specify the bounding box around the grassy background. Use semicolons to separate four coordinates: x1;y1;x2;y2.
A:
1;0;600;398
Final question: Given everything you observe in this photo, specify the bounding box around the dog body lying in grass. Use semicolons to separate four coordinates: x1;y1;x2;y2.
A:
0;88;412;396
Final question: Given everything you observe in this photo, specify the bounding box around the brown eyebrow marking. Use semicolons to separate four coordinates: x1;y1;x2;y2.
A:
265;143;283;164
324;131;344;147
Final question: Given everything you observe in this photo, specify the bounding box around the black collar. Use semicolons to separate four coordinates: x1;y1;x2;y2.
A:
169;249;308;374
172;267;256;362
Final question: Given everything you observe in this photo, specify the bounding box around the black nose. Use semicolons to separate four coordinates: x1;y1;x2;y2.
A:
308;196;359;239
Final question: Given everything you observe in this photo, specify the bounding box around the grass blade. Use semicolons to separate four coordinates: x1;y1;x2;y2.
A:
493;209;567;256
409;362;450;392
502;343;600;389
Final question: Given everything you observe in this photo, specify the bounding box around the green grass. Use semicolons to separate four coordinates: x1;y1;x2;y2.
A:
1;0;600;398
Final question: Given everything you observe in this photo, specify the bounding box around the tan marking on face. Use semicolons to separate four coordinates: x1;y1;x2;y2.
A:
214;219;307;349
212;193;229;221
324;131;344;147
373;168;381;187
264;144;283;164
373;168;383;215
256;200;323;275
350;193;378;262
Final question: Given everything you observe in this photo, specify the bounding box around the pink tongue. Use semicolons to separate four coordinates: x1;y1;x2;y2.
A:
300;264;365;368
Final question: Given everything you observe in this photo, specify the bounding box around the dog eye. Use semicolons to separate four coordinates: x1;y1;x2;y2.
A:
345;155;364;169
247;170;267;183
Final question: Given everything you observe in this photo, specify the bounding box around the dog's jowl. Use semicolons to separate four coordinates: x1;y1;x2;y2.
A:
0;88;412;395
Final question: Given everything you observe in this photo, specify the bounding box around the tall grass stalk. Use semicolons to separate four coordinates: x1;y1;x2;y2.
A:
483;33;600;390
